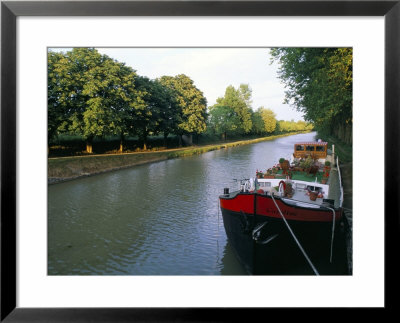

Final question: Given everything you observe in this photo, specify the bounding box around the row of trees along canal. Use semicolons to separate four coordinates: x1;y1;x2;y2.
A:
48;48;316;156
270;48;353;145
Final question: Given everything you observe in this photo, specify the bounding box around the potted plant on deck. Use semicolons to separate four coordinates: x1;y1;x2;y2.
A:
284;182;294;198
279;158;290;175
324;161;331;177
264;169;275;179
300;156;313;174
309;190;318;201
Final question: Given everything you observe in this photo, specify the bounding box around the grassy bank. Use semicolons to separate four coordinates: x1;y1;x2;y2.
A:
317;133;352;164
48;131;309;184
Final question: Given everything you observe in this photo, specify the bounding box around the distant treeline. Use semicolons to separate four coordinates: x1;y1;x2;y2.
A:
48;48;313;155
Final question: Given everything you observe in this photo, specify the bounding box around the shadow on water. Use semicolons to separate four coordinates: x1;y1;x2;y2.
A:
218;242;248;275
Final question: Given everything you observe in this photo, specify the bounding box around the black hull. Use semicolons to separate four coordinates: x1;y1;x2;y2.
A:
221;208;349;275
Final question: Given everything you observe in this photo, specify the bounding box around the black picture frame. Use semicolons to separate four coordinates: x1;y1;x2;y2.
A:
1;1;398;321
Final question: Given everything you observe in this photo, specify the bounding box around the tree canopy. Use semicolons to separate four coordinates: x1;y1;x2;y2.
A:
208;105;240;140
48;48;142;152
159;74;207;135
258;107;277;133
270;48;352;143
216;84;253;134
48;48;315;155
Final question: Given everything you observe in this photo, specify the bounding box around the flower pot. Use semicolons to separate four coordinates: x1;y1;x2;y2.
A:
309;191;318;201
280;160;290;174
264;175;275;179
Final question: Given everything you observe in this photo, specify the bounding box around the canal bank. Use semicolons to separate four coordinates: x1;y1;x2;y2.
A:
48;132;309;184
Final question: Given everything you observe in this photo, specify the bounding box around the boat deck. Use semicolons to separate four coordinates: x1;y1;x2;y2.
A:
282;187;324;208
327;167;342;208
275;169;324;183
282;166;342;209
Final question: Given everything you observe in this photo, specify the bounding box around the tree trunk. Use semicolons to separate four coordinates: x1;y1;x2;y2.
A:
163;132;169;148
86;142;93;153
178;135;182;147
86;137;93;154
119;134;124;153
143;133;148;151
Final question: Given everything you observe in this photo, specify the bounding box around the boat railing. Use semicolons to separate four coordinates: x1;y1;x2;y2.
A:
336;156;344;207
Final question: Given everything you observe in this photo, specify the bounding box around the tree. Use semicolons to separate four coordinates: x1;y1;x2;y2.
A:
152;80;180;147
159;74;207;145
131;76;162;150
258;107;277;133
216;84;253;134
251;110;265;135
270;48;352;143
48;51;70;144
208;105;240;140
48;48;142;153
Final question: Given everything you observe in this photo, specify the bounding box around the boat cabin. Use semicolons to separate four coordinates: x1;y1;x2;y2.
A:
293;142;328;159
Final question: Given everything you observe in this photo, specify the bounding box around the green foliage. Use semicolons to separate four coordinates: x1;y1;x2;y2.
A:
48;50;209;152
132;76;168;149
251;110;265;135
48;48;142;148
258;107;277;133
48;47;316;156
216;84;253;134
300;156;314;169
270;47;352;143
159;74;207;135
207;105;240;140
277;119;313;133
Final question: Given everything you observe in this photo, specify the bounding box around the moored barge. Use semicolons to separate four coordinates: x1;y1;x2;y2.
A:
219;141;349;275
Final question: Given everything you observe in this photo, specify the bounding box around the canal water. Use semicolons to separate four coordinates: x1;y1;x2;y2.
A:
48;132;318;275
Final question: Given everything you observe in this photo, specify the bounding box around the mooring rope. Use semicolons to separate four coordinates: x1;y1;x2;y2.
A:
217;199;221;236
216;198;221;264
271;193;320;276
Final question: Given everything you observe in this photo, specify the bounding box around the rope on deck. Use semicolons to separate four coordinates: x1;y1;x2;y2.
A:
270;194;320;276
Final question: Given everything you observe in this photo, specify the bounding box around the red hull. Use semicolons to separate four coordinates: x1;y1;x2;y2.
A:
220;192;342;222
219;191;348;275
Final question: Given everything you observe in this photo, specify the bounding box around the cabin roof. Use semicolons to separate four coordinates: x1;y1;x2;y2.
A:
295;142;328;146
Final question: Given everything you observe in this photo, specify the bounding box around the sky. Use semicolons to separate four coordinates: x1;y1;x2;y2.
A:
54;47;305;122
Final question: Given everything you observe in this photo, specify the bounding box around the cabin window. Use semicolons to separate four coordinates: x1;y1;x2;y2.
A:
306;145;315;151
307;185;322;192
296;145;304;151
316;146;325;152
259;182;271;188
